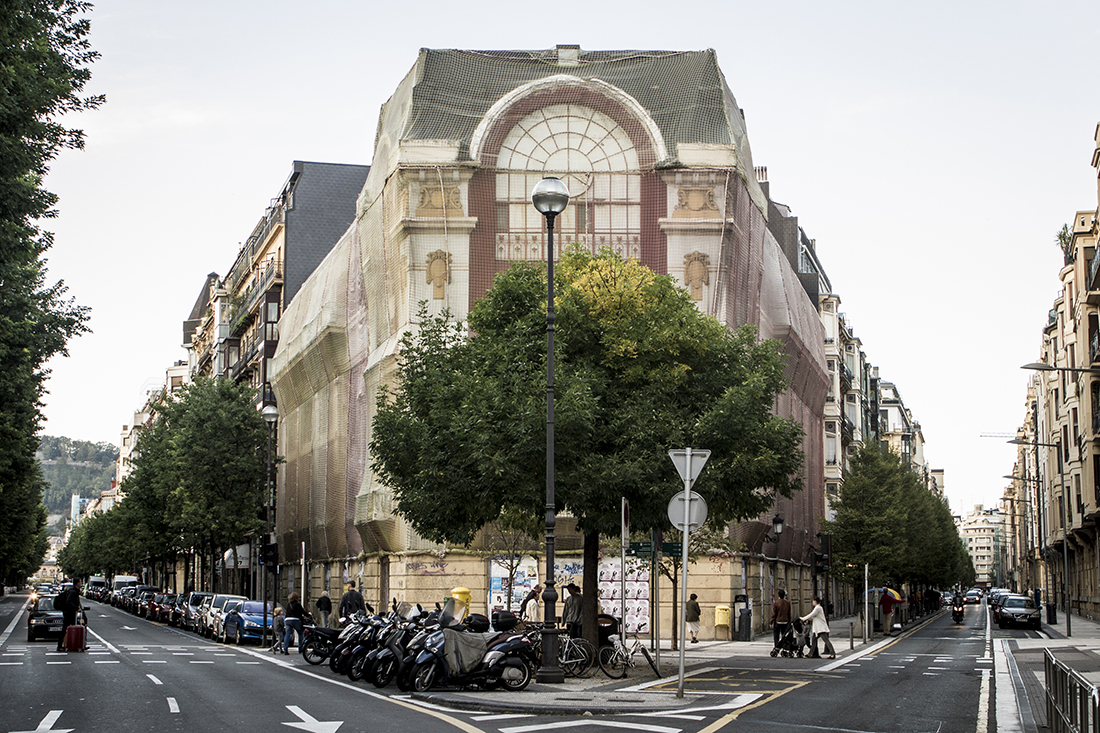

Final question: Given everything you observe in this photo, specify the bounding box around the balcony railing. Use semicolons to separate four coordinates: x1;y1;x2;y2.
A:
230;259;283;336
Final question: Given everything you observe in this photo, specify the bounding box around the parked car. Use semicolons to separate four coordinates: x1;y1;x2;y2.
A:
152;593;178;623
222;600;275;645
85;576;108;601
27;595;86;642
181;592;213;632
997;595;1041;630
168;594;188;627
136;591;158;618
129;586;159;615
200;594;246;639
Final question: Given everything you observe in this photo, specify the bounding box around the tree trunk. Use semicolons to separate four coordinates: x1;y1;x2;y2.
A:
582;531;600;647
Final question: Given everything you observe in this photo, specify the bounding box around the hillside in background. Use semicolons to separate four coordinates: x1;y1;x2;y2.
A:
37;436;118;517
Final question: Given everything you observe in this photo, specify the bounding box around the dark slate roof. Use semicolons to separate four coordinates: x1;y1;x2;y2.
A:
403;48;741;163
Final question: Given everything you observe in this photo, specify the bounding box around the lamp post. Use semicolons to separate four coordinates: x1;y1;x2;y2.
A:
1008;437;1069;636
762;514;785;544
532;176;569;684
262;403;278;647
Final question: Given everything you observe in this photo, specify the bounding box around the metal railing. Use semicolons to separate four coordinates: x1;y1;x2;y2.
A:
1046;647;1100;733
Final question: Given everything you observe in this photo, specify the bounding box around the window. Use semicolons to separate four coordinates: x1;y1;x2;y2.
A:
495;104;641;262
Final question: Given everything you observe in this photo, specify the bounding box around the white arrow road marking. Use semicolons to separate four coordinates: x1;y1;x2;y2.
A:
10;710;74;733
283;705;343;733
500;722;680;733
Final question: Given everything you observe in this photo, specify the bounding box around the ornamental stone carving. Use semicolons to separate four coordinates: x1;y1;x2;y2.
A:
426;250;452;299
416;185;462;217
672;186;720;218
684;251;710;300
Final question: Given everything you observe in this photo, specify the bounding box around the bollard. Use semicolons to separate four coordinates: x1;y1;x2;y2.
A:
850;622;854;649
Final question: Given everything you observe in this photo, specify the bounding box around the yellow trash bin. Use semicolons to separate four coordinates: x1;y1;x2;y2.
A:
714;604;731;640
451;586;471;611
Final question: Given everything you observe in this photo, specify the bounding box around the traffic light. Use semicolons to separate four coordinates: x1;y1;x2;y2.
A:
813;552;829;574
262;543;279;572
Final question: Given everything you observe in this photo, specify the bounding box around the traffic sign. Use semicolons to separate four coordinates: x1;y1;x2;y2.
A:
668;490;708;532
661;542;682;555
628;541;653;557
669;449;710;484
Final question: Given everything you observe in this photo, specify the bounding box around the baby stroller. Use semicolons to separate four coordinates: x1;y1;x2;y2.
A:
770;618;806;658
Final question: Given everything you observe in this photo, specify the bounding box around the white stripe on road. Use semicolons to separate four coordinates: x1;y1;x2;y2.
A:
167;697;180;713
147;675;162;685
500;722;680;733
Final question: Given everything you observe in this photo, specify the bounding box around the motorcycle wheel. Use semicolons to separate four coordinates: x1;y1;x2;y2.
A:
347;650;368;681
500;661;533;692
372;657;397;688
413;662;437;692
329;646;346;673
302;640;328;665
396;661;416;692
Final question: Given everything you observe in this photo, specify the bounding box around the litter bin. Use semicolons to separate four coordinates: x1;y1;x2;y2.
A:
738;608;753;641
1046;602;1058;625
596;614;619;648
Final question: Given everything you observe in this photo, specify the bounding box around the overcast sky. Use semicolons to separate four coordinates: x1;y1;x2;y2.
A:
39;1;1097;516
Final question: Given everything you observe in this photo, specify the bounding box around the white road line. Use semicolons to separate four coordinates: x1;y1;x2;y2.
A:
94;660;120;664
147;675;163;685
167;697;180;713
977;669;991;733
500;721;681;733
0;597;30;646
470;714;533;721
0;662;24;666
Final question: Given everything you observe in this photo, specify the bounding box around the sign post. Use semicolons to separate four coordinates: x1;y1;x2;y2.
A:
668;448;710;698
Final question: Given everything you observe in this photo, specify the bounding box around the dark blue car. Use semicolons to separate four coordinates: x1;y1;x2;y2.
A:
222;600;275;645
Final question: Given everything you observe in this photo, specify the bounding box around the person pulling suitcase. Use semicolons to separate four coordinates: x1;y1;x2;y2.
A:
55;578;86;652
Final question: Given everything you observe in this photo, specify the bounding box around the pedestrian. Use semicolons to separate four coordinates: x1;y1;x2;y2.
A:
339;581;366;622
283;592;307;654
800;597;835;659
686;593;702;643
770;589;791;649
316;590;332;628
271;607;285;653
880;590;896;636
519;584;542;621
562;583;583;638
54;578;84;652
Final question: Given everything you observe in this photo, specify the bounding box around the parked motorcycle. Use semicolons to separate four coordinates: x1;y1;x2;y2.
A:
409;599;536;692
300;623;343;665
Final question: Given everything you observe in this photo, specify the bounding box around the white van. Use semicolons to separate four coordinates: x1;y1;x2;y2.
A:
86;576;108;601
110;575;139;605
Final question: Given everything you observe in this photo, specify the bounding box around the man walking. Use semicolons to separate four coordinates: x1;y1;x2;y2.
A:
55;579;84;652
770;589;791;649
880;590;896;636
339;581;366;622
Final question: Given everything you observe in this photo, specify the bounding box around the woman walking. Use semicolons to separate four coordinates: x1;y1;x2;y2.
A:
283;592;307;654
800;597;835;659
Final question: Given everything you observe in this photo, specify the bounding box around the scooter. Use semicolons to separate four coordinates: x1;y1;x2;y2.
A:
408;599;536;692
952;599;965;624
300;623;343;665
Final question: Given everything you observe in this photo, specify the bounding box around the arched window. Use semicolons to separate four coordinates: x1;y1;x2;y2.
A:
494;103;641;262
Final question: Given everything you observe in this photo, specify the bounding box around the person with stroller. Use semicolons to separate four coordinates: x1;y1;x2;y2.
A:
800;596;836;659
770;589;791;650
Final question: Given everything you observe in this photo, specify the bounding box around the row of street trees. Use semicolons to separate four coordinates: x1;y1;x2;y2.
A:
826;444;975;592
0;1;100;586
58;379;269;590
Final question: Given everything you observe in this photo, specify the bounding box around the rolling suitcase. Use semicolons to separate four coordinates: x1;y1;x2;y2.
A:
64;624;85;651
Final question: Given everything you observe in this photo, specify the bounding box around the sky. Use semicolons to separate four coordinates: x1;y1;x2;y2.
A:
38;1;1098;517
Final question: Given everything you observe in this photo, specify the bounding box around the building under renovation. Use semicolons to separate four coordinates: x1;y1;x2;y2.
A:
270;47;829;634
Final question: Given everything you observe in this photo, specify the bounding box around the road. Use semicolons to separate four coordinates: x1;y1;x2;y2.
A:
0;593;1034;733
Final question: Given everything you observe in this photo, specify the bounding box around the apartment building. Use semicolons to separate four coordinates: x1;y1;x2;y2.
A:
957;505;1002;588
183;161;370;407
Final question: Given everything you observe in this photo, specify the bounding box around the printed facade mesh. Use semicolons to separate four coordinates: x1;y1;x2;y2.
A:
271;47;828;562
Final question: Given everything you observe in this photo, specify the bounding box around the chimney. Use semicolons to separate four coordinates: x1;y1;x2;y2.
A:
556;45;580;66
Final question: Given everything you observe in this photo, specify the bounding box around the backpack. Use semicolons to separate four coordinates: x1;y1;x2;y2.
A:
53;592;65;610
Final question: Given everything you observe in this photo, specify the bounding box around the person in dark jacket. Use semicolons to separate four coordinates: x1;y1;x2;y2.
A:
282;592;307;654
316;591;332;628
55;578;84;652
339;581;366;622
562;583;583;638
770;589;792;649
686;593;702;643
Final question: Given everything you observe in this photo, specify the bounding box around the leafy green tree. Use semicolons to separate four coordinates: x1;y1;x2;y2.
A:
0;1;101;586
372;248;804;640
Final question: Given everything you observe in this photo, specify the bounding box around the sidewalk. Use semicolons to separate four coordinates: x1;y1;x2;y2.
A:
411;610;936;714
1004;608;1100;731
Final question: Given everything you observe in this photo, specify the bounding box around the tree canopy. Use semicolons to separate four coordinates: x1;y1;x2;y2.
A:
824;444;971;590
0;1;101;585
372;249;804;546
58;378;268;584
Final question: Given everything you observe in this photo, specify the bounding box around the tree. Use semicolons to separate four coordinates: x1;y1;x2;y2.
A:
825;444;971;592
0;1;101;586
372;248;805;641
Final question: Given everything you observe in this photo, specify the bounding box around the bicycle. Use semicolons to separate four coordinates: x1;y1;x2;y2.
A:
523;623;598;678
598;632;661;678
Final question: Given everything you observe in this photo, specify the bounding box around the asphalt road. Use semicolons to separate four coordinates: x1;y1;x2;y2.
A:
0;592;1036;733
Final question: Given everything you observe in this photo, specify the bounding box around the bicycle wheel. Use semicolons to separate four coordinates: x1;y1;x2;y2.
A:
574;638;598;678
640;644;661;677
559;638;585;677
598;645;627;678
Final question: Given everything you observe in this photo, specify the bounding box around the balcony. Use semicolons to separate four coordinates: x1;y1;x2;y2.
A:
840;363;853;392
1092;331;1100;365
1089;252;1100;303
230;259;283;337
841;414;855;441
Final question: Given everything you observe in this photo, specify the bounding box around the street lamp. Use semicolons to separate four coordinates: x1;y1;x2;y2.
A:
262;403;278;647
532;176;569;684
1008;437;1070;636
762;514;785;543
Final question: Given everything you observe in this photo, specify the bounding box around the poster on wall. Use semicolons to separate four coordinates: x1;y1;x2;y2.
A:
488;556;540;612
598;557;651;634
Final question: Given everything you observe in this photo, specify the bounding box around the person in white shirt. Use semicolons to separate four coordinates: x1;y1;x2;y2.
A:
800;596;836;659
